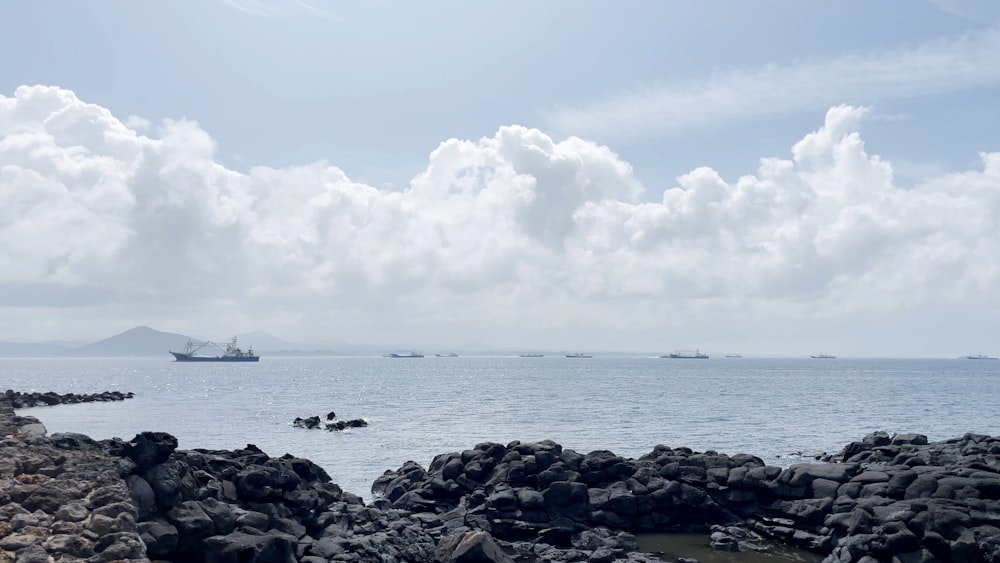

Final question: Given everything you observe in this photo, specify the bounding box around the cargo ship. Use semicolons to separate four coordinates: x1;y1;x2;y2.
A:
663;349;709;359
386;351;424;358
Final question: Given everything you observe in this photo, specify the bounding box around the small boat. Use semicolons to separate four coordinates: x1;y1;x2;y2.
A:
518;353;544;358
386;351;424;358
962;354;998;360
435;353;459;357
725;354;743;358
565;353;593;358
811;353;836;359
170;337;259;362
663;349;709;359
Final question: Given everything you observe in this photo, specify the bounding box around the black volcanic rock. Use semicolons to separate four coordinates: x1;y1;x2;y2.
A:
124;431;179;472
4;393;1000;562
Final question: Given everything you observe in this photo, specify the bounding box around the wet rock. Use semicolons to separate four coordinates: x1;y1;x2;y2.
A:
325;418;368;431
293;416;321;429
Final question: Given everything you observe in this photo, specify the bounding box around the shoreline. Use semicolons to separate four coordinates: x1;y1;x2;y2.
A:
2;391;999;562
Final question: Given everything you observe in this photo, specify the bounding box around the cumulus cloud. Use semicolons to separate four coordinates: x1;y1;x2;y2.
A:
1;85;999;350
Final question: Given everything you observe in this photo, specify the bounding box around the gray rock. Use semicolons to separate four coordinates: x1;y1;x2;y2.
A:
167;499;217;552
13;543;50;563
138;518;179;558
436;530;514;563
41;533;94;558
892;433;929;446
54;500;89;522
201;530;298;563
125;474;157;518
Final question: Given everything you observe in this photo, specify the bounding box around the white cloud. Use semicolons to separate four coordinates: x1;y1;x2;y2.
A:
546;26;1000;142
2;86;1000;353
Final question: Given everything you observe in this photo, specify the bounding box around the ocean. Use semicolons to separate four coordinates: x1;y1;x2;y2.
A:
5;355;999;501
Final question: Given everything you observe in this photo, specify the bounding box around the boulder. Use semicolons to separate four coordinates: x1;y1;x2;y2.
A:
124;432;178;471
201;530;298;563
435;531;514;563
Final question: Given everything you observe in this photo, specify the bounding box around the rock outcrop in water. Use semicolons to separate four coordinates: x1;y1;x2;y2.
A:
2;392;1000;562
3;390;134;409
292;415;369;431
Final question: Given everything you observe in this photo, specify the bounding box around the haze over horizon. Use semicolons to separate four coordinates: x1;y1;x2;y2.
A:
2;1;1000;357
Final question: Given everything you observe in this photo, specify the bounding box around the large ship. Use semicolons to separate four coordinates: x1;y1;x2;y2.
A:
962;354;998;360
170;337;259;362
386;351;424;358
565;353;593;358
810;353;836;359
663;349;709;359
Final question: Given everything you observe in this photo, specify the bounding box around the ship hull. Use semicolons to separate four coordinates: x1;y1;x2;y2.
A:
665;354;708;359
170;352;259;362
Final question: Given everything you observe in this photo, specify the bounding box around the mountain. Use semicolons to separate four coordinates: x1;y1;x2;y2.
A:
234;331;297;352
65;326;194;357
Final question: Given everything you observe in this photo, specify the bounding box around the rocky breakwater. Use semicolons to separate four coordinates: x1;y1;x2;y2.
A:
0;398;147;561
4;390;134;409
372;433;1000;562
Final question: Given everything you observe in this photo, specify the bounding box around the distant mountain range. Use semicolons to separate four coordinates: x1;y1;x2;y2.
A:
65;326;195;357
0;326;405;358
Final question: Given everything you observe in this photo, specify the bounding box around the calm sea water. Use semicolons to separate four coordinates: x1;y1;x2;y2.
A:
4;356;999;500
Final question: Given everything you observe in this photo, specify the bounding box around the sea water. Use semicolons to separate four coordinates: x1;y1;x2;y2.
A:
5;355;999;501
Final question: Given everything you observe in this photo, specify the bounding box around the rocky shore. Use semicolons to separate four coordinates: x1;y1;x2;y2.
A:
2;392;999;562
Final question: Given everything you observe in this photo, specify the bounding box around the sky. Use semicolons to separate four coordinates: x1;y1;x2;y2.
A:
1;0;1000;356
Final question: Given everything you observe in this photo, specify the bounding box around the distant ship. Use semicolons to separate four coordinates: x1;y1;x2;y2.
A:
386;351;424;358
962;354;998;360
170;337;259;362
565;353;593;358
435;352;459;357
663;349;709;359
725;354;743;358
519;353;544;357
811;353;836;359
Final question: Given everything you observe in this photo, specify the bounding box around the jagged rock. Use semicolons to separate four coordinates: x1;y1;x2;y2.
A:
201;530;298;563
138;518;178;558
6;393;1000;563
325;418;368;431
293;416;321;429
124;431;178;472
436;530;514;563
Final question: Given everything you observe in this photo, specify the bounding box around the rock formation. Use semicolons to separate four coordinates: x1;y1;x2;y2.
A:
2;392;999;561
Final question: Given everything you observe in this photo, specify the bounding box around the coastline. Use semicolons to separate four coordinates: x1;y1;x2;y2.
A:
2;391;999;562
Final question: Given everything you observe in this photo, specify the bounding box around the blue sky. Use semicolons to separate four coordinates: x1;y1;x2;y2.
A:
6;1;998;188
2;1;1000;355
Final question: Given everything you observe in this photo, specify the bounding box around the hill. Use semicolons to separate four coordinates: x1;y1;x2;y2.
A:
234;331;297;352
65;326;194;357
